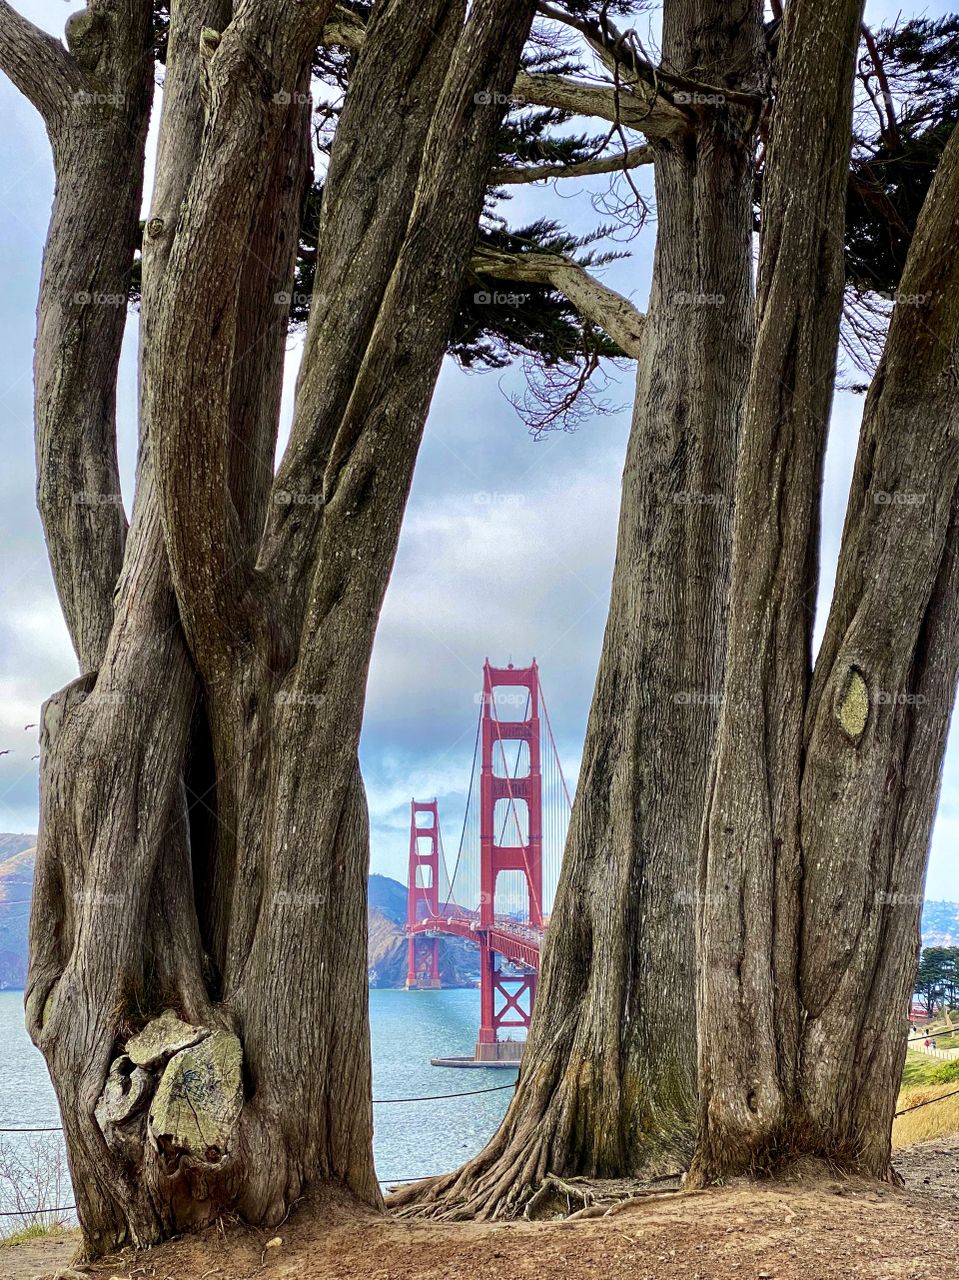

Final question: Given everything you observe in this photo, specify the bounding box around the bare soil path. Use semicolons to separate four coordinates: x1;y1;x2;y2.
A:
4;1140;958;1280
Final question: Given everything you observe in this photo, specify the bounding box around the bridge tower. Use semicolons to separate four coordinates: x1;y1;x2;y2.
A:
476;661;542;1057
405;799;441;989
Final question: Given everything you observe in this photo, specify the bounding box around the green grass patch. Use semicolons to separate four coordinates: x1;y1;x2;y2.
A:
0;1221;63;1247
901;1050;959;1088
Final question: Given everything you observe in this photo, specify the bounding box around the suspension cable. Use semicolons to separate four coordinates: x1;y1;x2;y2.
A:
441;695;484;913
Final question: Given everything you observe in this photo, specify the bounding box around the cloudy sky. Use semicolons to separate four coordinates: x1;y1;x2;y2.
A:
1;0;957;901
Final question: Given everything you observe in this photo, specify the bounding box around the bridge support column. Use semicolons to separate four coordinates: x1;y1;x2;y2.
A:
406;935;441;990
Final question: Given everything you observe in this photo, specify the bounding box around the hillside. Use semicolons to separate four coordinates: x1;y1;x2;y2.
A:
0;842;476;990
0;836;34;989
368;872;407;924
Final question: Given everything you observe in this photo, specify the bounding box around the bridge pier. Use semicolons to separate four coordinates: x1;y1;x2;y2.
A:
405;934;441;989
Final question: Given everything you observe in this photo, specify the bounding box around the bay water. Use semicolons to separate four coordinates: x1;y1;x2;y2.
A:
0;987;514;1224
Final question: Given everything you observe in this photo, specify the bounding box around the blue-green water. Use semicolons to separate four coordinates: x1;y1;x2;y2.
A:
0;988;514;1219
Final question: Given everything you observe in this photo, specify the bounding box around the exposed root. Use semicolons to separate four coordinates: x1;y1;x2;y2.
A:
388;1161;685;1222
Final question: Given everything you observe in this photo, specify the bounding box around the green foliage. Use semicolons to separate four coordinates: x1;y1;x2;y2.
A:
291;193;626;376
0;1221;62;1247
901;1052;959;1088
845;17;959;296
133;6;959;417
914;945;959;1017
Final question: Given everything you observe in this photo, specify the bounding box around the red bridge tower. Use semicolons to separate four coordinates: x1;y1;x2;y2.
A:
476;660;542;1060
405;799;441;989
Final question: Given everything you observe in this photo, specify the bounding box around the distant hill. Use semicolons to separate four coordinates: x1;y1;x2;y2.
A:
0;836;35;989
369;873;407;925
0;843;477;990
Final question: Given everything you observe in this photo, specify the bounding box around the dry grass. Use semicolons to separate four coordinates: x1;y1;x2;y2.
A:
0;1220;62;1247
894;1074;959;1148
0;1134;71;1240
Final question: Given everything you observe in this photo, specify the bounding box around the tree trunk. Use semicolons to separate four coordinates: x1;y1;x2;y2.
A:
793;122;959;1178
20;0;536;1256
692;1;959;1184
391;0;765;1220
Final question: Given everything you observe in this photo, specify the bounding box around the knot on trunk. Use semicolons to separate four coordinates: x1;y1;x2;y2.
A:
96;1012;243;1174
836;667;869;741
149;1030;244;1169
95;1054;152;1132
64;10;107;71
127;1008;210;1068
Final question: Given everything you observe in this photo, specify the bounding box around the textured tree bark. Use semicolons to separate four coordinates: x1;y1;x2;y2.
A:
692;0;959;1185
391;0;765;1220
28;0;154;671
13;0;535;1257
794;123;959;1178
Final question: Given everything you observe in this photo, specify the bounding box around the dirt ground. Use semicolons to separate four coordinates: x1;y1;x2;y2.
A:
6;1140;959;1280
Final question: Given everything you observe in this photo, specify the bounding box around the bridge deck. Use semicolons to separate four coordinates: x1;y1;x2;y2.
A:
408;913;542;971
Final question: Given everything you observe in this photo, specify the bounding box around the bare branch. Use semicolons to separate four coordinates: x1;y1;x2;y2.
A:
860;23;899;149
319;4;687;139
512;69;683;137
491;141;653;184
0;1;80;126
535;2;765;112
471;244;645;358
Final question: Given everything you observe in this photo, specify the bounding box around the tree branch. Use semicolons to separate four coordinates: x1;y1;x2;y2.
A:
0;1;80;126
149;0;337;671
320;4;686;139
535;2;765;112
491;141;653;184
470;244;645;358
32;0;154;670
512;69;684;137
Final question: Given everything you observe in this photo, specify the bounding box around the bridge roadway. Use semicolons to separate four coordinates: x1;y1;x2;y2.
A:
407;910;543;972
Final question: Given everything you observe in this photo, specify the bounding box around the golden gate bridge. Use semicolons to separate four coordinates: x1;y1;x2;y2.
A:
404;660;571;1066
